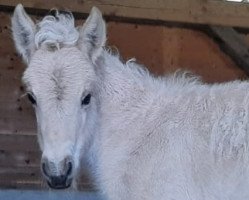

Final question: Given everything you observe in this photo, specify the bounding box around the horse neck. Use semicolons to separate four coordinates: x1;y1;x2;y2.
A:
85;51;148;171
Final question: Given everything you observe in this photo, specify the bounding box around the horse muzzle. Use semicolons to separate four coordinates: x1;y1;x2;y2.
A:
41;156;74;189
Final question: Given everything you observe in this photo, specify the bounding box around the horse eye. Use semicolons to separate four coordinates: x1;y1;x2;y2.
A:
82;94;91;106
27;93;36;105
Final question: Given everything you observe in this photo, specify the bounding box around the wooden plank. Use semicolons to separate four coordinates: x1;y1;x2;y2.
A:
0;112;36;136
1;0;249;28
0;134;39;151
209;26;249;75
0;180;44;189
0;166;44;189
0;150;40;168
0;166;94;190
0;166;41;180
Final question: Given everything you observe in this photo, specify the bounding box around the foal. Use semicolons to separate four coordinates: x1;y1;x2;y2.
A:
12;4;249;200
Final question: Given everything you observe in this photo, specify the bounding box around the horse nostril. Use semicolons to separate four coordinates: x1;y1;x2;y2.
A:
66;161;73;176
42;162;49;177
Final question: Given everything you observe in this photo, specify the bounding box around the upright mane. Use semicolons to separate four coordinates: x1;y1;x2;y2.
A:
34;10;79;49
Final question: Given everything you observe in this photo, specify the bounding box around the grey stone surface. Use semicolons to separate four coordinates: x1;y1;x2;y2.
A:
0;189;103;200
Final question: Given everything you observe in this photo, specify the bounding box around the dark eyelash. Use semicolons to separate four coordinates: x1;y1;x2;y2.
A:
27;93;36;105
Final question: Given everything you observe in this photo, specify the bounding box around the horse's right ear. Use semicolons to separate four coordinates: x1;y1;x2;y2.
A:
78;7;106;63
11;4;36;64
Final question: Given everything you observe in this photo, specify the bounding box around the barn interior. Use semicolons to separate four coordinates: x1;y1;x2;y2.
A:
0;0;249;199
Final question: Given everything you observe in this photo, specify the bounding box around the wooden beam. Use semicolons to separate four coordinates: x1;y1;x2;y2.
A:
209;26;249;75
1;0;249;28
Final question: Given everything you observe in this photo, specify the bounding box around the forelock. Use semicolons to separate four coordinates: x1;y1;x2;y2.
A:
34;10;79;50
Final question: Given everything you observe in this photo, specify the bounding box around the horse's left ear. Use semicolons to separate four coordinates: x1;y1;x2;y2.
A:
78;7;106;63
11;4;36;64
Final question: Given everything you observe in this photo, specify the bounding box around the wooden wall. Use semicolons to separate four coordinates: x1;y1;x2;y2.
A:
0;8;248;190
2;0;249;28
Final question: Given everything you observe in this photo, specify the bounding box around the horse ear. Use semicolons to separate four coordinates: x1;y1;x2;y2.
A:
78;7;106;63
11;4;36;64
